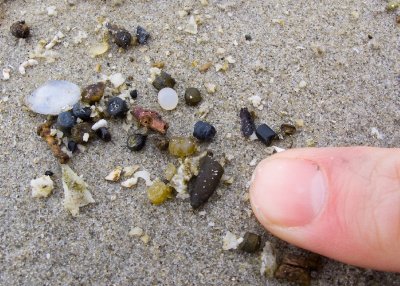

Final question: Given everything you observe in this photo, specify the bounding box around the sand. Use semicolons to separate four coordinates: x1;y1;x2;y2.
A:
0;0;399;285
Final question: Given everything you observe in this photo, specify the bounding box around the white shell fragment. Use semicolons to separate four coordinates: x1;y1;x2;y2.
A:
2;68;11;80
91;119;108;130
26;80;81;115
260;241;277;278
105;166;123;182
123;165;140;177
61;164;95;217
31;175;54;198
158;87;178;111
121;170;153;188
222;231;244;250
129;227;144;237
19;59;38;75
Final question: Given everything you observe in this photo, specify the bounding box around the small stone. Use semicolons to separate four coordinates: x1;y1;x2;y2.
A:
198;62;213;73
295;119;304;128
274;264;311;286
256;124;277;146
127;134;147;151
260;242;278;278
136;26;150;44
239;108;255;138
107;97;128;118
222;231;244;250
130;90;138;99
82;133;90;142
298;80;307;89
193;121;216;141
72;103;92;121
238;232;261;253
158;88;178;110
185;16;198;34
153;136;170;151
123;165;140;177
56;111;77;131
185;88;202;106
10;21;30;38
140;234;150;244
129;227;144;237
152;71;176;90
204;83;216;94
114;29;132;49
71;122;95;144
245;34;252;41
91;119;108;131
105;166;123;182
96;127;112;142
67;140;78;153
81;82;105;104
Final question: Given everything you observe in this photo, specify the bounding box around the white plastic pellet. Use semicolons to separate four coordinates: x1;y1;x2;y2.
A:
158;87;178;111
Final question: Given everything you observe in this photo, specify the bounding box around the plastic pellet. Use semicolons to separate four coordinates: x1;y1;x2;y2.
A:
96;127;111;142
184;88;202;106
239;108;255;138
136;26;150;44
158;88;178;111
127;134;147;151
72;103;91;121
168;137;197;157
256;124;277;146
147;180;173;205
189;155;224;209
193;121;216;141
81;82;105;104
107;97;128;118
57;111;77;131
238;232;261;253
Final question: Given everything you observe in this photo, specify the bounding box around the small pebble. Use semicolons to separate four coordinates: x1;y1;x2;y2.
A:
45;170;54;176
245;34;252;41
107;97;128;118
256;124;277;146
153;136;169;151
238;232;261;253
184;88;202;106
72;103;91;121
158;88;178;111
10;21;30;38
57;111;77;131
130;90;138;99
96;127;111;142
114;28;132;49
239;108;255;138
67;140;78;153
193;121;216;141
127;134;147;151
81;82;105;104
152;71;176;90
147;180;173;205
71;122;95;144
168;137;197;157
136;26;150;44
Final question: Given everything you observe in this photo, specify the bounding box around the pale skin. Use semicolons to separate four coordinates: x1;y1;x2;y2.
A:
250;147;400;272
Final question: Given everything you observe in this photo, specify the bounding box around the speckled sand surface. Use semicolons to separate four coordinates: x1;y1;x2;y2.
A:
0;0;400;285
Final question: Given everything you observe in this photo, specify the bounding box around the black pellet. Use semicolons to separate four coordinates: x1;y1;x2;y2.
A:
107;97;128;118
193;121;216;141
136;26;150;44
45;170;54;176
255;124;277;146
127;134;147;151
239;108;255;138
67;140;78;153
189;155;224;209
96;127;111;142
114;29;132;49
238;232;261;253
152;71;176;90
72;103;91;121
130;90;138;99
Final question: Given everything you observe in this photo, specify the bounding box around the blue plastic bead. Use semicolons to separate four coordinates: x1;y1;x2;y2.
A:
193;121;216;141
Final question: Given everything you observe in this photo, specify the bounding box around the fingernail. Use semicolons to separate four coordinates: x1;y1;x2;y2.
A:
250;158;327;227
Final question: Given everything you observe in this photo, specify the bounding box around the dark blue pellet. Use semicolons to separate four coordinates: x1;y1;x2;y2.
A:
96;127;111;142
136;26;150;44
107;97;128;118
255;124;277;146
193;121;216;141
72;103;91;121
67;140;78;153
57;111;76;131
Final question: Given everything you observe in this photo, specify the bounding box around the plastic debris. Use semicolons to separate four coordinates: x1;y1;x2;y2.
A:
92;119;108;131
27;80;81;115
185;16;198;34
158;87;178;110
61;164;95;216
147;180;173;205
240;108;255;138
132;106;169;134
256;124;277;146
222;231;244;250
121;170;153;188
37;120;70;163
30;175;54;198
260;241;277;278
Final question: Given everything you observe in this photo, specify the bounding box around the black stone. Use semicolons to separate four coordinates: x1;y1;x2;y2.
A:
114;29;132;49
130;90;138;99
152;71;176;90
239;108;255;138
67;140;78;153
193;121;216;141
45;170;54;176
72;103;91;121
127;134;147;151
136;26;150;44
96;127;111;142
255;124;276;146
107;97;128;118
10;21;30;38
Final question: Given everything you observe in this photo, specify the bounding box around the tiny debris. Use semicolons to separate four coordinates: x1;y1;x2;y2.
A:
92;119;108;130
88;41;109;57
56;111;77;132
129;227;144;237
248;95;263;110
153;136;170;151
123;165;140;177
240;108;256;138
222;231;244;250
168;137;198;158
371;127;384;140
198;62;212;73
140;234;151;244
71;122;95;144
10;21;30;38
61;164;95;217
112;27;133;49
121;170;153;188
295;119;304;128
45;31;65;49
96;127;112;142
249;158;257;166
19;59;38;75
158;87;179;111
238;232;261;253
386;2;400;11
72;103;92;121
127;133;147;151
204;83;216;94
164;163;176;181
185;16;198;34
256;124;277;146
105;166;123;182
298;80;307;89
185;88;202;106
31;175;54;198
306;138;317;147
45;170;54;176
189;155;224;208
2;68;11;81
281;123;296;135
108;73;126;88
260;241;277;278
81;82;105;104
47;6;57;16
132;106;169;134
37;120;70;164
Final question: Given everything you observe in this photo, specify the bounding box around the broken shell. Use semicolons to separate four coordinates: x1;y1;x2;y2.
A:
31;175;54;198
88;41;109;57
26;80;81;115
260;241;278;278
61;164;94;216
189;155;224;208
222;231;244;250
105;166;123;182
121;170;153;188
280;123;296;135
132;106;169;134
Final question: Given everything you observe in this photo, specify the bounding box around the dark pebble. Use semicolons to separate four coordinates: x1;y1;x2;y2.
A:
57;111;77;131
238;232;261;253
96;127;112;142
153;136;169;151
107;97;128;118
114;29;132;49
71;122;94;144
189;155;224;209
274;264;311;286
81;82;105;104
255;124;277;146
184;88;202;106
136;26;150;44
10;21;30;38
239;108;255;138
193;121;216;141
130;90;138;99
245;34;252;41
45;170;54;176
72;103;92;121
67;140;78;153
127;134;147;151
152;71;176;90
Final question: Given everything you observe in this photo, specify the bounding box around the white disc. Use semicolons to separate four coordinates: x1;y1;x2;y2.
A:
158;87;178;111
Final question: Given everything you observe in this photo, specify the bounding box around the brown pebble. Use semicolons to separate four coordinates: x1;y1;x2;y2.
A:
274;264;311;286
81;82;105;104
10;21;30;38
153;136;169;151
280;123;296;135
